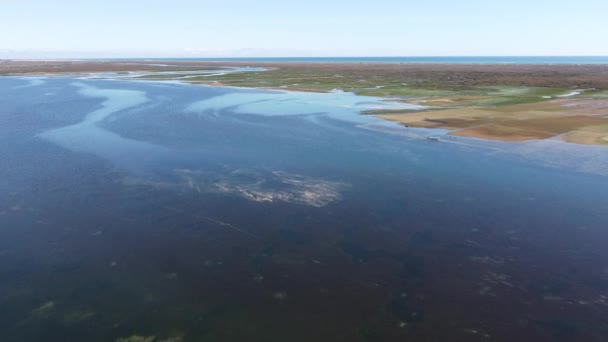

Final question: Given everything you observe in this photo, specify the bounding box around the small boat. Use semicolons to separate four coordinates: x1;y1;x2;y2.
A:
426;136;441;142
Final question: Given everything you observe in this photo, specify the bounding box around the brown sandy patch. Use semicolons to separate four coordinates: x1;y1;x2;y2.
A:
449;116;608;142
414;95;494;107
377;108;495;127
560;125;608;145
189;81;230;87
4;60;608;145
450;124;554;141
377;97;608;143
502;116;608;133
376;106;568;128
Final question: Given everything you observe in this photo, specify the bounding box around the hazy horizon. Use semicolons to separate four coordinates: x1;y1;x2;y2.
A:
3;52;608;60
2;0;608;59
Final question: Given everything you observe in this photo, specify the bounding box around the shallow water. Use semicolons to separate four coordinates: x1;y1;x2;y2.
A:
1;76;608;341
114;56;608;64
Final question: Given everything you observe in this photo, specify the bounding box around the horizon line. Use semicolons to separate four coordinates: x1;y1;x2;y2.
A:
4;55;608;61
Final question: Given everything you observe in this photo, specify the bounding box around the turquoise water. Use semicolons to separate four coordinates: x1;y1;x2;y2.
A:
1;76;608;341
118;56;608;64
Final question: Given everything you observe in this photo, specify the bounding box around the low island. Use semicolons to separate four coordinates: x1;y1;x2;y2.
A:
3;60;608;145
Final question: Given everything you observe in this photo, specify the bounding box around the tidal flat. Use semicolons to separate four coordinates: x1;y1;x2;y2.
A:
1;62;608;341
5;60;607;145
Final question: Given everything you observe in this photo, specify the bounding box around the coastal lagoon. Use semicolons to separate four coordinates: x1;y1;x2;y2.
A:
118;56;608;64
1;76;608;341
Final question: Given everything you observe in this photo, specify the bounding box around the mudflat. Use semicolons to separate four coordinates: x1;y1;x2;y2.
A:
3;60;608;145
2;62;608;342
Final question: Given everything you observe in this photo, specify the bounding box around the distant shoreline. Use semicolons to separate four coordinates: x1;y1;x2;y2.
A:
3;56;608;65
3;60;608;146
3;60;608;89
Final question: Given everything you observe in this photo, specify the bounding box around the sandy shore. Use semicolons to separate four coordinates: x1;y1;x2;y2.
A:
3;60;608;145
1;60;608;86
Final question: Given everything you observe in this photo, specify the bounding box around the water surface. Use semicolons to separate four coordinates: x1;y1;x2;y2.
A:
112;56;608;64
1;76;608;342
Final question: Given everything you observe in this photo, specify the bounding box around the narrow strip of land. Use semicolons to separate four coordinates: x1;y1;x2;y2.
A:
3;60;608;145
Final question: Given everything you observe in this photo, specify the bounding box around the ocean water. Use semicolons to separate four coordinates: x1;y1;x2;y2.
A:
1;76;608;341
125;56;608;64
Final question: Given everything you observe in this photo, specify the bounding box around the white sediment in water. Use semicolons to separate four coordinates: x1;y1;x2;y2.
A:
71;67;266;81
36;81;354;204
39;83;171;169
186;89;425;124
176;169;348;207
558;91;581;97
125;167;348;207
360;121;608;176
13;77;46;88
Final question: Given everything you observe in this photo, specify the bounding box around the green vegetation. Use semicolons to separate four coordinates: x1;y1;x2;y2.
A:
582;89;608;99
143;69;571;111
130;66;608;145
4;60;606;145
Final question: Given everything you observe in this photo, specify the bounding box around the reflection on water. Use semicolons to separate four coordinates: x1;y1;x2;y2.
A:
1;76;608;342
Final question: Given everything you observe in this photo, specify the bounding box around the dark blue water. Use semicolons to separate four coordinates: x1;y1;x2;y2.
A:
115;56;608;64
1;76;608;342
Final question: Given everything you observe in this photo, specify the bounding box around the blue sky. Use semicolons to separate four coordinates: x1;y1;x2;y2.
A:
1;0;607;57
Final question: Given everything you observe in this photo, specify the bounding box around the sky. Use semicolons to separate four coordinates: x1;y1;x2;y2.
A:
1;0;607;58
